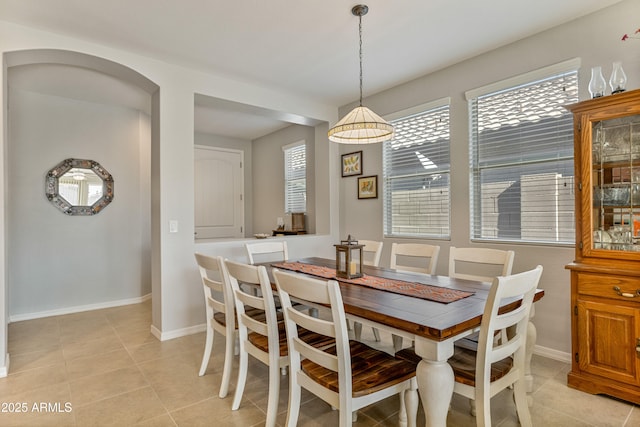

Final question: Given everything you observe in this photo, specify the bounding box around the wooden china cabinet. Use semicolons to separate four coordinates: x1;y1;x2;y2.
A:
565;88;640;405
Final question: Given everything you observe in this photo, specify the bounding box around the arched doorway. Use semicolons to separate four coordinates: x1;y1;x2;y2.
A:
3;49;159;372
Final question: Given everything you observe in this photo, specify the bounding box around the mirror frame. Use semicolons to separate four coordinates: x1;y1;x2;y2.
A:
45;158;114;215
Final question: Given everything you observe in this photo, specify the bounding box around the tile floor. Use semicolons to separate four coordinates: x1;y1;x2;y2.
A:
1;299;639;426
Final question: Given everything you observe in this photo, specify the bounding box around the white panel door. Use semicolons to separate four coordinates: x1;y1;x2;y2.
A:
194;146;244;239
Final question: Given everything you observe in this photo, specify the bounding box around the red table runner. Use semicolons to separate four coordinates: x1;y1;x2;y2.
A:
272;262;474;304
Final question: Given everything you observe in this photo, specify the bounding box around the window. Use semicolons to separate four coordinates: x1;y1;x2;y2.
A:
283;141;306;213
383;99;451;238
467;59;579;244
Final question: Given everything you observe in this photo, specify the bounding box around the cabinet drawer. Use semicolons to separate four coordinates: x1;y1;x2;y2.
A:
577;273;640;301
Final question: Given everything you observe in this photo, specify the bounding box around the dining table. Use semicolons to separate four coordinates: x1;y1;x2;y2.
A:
264;257;544;427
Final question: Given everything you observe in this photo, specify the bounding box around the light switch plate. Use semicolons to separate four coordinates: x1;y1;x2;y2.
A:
169;220;178;233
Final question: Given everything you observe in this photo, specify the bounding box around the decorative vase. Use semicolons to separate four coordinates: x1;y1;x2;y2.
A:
589;66;606;98
609;61;627;94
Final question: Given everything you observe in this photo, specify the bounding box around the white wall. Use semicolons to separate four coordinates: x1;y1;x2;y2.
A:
252;124;316;234
339;0;640;358
7;85;151;319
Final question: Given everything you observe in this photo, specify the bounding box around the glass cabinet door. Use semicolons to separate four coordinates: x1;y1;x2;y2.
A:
592;116;640;251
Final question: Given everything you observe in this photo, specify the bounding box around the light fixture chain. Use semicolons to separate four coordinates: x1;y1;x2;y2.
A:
358;12;363;107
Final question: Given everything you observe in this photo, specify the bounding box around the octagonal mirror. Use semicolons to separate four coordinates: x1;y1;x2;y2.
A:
45;158;114;215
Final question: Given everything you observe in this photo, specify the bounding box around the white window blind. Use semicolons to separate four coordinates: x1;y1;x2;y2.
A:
283;142;306;213
468;64;578;244
383;102;451;238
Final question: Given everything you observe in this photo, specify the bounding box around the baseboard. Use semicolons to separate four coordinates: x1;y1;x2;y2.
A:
9;293;152;323
533;344;571;363
0;354;10;378
150;325;162;341
150;323;206;341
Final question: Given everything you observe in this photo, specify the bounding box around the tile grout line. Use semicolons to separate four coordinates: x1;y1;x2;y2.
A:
106;306;178;425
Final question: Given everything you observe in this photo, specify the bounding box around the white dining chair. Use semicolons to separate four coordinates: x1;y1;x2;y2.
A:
359;239;384;268
390;242;440;275
193;253;236;398
389;243;440;351
225;259;333;427
448;246;514;283
244;240;289;297
245;240;288;264
353;239;383;342
273;268;418;427
448;247;517;390
388;242;441;351
449;265;542;426
225;259;284;427
395;266;542;426
449;247;515;344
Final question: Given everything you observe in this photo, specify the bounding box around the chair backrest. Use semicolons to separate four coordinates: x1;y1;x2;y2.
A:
390;243;440;275
225;260;281;365
448;247;514;283
476;265;543;391
245;240;288;264
194;253;234;328
359;240;383;267
273;269;352;404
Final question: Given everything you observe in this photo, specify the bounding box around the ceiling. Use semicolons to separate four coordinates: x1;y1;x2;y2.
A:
0;0;624;139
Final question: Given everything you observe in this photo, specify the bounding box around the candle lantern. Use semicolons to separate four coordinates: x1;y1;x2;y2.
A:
334;235;363;279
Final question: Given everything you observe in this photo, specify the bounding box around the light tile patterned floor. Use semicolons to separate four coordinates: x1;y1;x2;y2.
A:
2;300;639;426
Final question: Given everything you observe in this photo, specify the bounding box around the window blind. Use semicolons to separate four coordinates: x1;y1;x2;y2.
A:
383;104;451;238
468;68;578;244
284;142;306;213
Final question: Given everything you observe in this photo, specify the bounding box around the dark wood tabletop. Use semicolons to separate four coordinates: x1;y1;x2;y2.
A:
267;257;544;342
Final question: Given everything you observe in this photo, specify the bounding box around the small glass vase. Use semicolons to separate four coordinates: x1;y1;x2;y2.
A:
609;61;627;94
589;66;606;98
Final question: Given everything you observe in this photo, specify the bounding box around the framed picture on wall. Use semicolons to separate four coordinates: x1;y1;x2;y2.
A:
357;175;378;199
341;151;363;177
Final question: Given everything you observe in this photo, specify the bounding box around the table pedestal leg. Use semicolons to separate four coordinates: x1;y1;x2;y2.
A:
417;359;453;427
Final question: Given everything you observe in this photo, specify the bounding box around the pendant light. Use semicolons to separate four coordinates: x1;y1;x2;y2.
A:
328;4;394;144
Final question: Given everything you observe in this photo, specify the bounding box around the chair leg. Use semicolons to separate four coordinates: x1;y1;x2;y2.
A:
408;380;419;427
232;349;248;410
401;379;418;427
219;331;235;398
525;320;537;398
475;389;490;427
198;324;214;376
265;364;280;427
513;378;533;427
286;374;301;427
399;391;407;427
339;393;352;427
